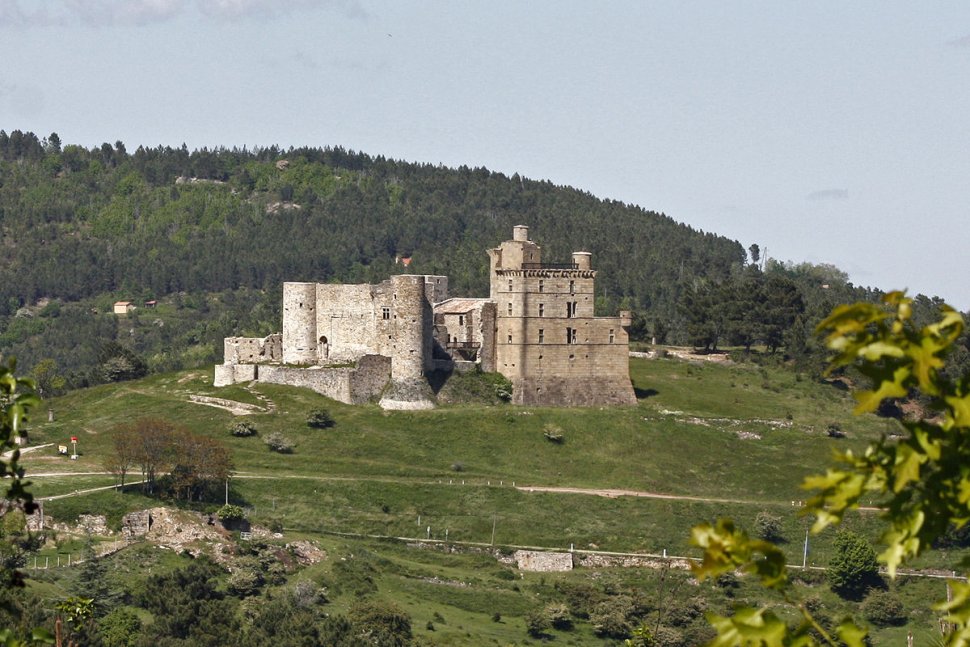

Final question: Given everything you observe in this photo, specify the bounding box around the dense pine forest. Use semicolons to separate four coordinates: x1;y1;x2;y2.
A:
0;129;960;391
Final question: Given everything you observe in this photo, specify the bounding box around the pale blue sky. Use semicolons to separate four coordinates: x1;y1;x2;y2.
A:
2;1;968;308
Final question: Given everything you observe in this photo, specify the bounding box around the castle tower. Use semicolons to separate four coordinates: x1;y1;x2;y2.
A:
486;226;636;406
282;282;318;365
388;274;432;380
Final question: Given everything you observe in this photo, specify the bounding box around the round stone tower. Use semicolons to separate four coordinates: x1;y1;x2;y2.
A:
389;275;427;380
282;282;318;365
572;251;592;270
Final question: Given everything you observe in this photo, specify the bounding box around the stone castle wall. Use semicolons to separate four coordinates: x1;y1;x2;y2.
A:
215;226;634;408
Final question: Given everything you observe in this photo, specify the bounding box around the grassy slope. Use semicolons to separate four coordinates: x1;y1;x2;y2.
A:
22;356;960;645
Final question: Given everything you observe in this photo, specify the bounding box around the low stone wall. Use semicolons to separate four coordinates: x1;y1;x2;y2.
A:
514;550;573;572
258;355;391;405
213;363;257;387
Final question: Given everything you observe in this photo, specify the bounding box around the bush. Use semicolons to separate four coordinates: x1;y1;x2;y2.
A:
826;422;846;438
348;598;413;645
306;409;335;429
227;567;263;597
229;420;258;437
591;600;632;639
524;608;550;638
828;530;881;599
450;461;464;472
754;511;784;543
217;504;246;521
861;590;907;627
264;432;294;453
543;423;565;443
545;603;573;630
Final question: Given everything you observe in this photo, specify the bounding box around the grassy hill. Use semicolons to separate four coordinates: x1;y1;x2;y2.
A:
16;355;959;645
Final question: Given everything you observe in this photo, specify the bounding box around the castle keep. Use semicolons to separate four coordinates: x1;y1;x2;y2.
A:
215;226;636;408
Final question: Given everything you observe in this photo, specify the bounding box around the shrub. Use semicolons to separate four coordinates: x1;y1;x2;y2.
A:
543;423;565;443
217;504;246;522
826;422;846;438
264;432;294;454
306;408;335;429
450;461;464;472
348;598;413;645
545;603;573;630
229;420;258;437
524;608;550;638
754;511;784;543
227;567;263;597
861;590;907;627
828;530;881;599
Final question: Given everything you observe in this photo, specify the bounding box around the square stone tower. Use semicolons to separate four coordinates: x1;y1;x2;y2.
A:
486;226;636;406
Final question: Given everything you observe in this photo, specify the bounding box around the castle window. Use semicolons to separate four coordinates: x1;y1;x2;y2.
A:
571;301;577;317
609;329;615;343
507;332;513;344
538;303;544;317
538;329;544;343
566;301;577;318
538;280;544;293
566;327;576;344
508;279;513;292
458;315;464;326
507;302;512;316
569;280;575;293
382;307;390;320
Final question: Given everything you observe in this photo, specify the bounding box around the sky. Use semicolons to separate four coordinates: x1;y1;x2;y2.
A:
1;1;968;308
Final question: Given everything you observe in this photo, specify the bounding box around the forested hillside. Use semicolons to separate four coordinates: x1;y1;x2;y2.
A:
0;129;948;389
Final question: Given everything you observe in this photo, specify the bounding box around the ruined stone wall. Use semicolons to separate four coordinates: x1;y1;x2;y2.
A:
257;355;390;404
514;550;574;572
423;275;449;304
222;334;282;365
479;302;497;373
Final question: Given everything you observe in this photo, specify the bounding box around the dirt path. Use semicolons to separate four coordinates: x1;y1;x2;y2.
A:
515;485;759;506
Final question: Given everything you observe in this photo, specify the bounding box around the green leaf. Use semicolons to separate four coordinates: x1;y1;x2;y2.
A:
836;620;867;647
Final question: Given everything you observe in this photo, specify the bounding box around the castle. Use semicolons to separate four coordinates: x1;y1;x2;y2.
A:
214;226;636;408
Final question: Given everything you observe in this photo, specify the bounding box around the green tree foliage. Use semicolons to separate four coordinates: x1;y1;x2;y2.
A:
97;607;141;647
689;292;970;645
0;132;755;385
826;530;880;599
137;557;238;645
108;417;231;499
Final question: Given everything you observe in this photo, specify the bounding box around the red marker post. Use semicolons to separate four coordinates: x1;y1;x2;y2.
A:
70;436;78;460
